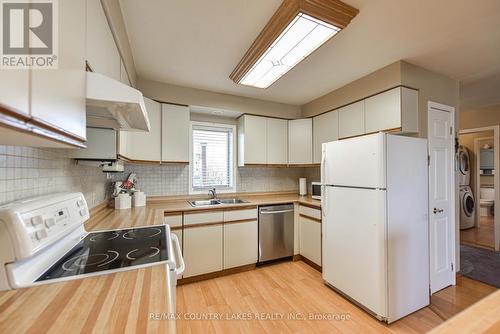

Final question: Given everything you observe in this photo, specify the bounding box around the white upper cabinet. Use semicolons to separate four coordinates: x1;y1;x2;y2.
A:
266;118;288;165
0;70;29;118
313;111;338;164
162;104;190;163
119;98;162;161
338;100;365;139
238;115;267;166
31;0;87;140
365;87;418;134
86;0;121;81
288;118;313;165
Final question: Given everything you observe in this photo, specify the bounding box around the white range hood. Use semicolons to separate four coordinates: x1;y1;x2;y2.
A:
86;72;150;131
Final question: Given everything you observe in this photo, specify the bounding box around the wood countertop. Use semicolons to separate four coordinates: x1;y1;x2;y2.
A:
0;192;319;333
86;192;320;231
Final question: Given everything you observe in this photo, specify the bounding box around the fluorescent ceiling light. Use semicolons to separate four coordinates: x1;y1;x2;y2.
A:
239;13;340;89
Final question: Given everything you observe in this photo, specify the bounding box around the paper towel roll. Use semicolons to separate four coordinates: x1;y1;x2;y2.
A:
299;178;307;196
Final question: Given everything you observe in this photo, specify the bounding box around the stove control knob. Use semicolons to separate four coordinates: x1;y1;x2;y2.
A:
31;216;43;226
44;218;56;228
34;229;48;241
79;209;87;217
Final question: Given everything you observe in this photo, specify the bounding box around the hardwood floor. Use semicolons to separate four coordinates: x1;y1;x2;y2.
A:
176;261;497;333
460;216;495;249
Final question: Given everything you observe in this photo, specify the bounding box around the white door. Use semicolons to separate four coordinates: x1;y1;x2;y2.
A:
428;102;456;294
322;133;386;188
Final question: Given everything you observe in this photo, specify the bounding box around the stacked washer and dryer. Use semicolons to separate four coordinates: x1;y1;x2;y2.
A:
458;146;476;229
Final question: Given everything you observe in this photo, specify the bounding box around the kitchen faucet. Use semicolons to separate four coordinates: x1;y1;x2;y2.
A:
208;188;217;199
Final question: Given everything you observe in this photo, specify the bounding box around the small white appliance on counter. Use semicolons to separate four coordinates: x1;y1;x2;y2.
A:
299;178;307;196
0;193;184;313
321;133;429;323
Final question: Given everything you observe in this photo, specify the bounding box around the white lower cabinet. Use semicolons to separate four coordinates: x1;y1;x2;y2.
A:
183;224;223;278
224;220;258;269
299;206;322;267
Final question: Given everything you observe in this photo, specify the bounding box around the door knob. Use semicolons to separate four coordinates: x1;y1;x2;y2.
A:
433;208;444;214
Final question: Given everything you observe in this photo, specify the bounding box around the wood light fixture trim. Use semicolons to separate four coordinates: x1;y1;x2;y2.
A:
229;0;359;85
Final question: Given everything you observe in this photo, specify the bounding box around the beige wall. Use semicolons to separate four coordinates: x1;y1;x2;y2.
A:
137;78;302;119
301;61;402;117
400;62;460;138
101;0;137;86
460;105;500;130
300;61;460;139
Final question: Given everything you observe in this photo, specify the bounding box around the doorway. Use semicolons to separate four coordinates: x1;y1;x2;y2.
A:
458;126;500;288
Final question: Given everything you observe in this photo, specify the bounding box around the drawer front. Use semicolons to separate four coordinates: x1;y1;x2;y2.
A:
184;210;223;226
164;213;182;228
299;205;321;220
223;208;258;222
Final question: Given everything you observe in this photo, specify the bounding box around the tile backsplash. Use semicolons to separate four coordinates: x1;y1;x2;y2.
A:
110;163;321;197
0;146;109;208
0;145;321;207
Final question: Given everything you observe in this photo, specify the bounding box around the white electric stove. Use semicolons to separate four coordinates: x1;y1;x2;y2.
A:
0;192;184;311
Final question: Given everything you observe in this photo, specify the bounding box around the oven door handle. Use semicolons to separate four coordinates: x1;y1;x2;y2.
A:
171;234;185;277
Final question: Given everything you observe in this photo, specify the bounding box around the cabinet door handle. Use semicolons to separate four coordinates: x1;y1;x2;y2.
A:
433;208;444;214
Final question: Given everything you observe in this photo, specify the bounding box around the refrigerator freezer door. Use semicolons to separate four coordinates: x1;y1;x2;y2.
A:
322;133;386;188
323;186;387;318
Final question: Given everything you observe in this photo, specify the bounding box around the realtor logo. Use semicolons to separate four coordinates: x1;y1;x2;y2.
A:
1;0;58;68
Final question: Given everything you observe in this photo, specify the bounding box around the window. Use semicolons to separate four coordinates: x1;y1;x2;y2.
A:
190;122;235;192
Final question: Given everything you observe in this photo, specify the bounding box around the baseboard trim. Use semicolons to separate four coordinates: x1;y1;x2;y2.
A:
293;254;322;273
178;263;256;285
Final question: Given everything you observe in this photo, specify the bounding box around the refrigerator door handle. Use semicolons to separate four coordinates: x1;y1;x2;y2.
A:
321;148;327;218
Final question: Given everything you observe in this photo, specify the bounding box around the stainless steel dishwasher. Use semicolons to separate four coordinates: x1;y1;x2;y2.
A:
258;204;294;263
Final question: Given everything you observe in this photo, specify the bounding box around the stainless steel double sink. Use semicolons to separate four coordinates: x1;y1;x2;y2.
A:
188;198;248;207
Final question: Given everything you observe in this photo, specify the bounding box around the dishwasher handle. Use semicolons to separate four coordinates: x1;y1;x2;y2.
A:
260;209;294;214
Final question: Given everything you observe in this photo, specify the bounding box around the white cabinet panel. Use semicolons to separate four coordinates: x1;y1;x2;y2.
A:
184;224;223;277
238;115;267;165
288;118;312;165
313;111;338;164
0;70;29;117
224;220;258;269
74;127;116;160
162;104;190;162
184;211;223;226
119;98;161;161
363;87;419;135
31;0;86;140
223;208;257;222
400;87;419;133
86;0;120;80
299;215;321;266
299;205;321;220
164;214;182;228
266;118;288;165
365;88;400;133
338;100;365;139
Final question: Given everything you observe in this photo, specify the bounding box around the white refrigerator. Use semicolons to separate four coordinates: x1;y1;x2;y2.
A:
321;133;429;323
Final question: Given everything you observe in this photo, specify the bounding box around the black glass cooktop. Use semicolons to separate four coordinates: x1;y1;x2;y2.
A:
36;226;169;282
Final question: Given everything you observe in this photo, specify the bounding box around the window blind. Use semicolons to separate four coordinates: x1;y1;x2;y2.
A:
192;125;233;189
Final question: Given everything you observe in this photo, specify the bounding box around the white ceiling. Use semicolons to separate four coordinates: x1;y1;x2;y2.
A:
119;0;500;106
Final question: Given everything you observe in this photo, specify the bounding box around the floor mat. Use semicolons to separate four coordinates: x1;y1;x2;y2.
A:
459;244;500;288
